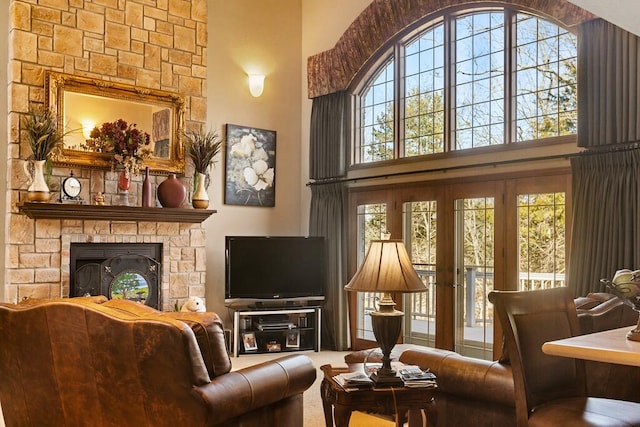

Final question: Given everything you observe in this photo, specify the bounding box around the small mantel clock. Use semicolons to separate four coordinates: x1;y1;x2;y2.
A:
61;171;83;204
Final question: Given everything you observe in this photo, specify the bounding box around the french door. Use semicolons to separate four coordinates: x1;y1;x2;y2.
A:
348;172;570;358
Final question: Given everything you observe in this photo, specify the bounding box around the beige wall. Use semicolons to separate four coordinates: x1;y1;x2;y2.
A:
299;0;372;232
204;0;372;321
204;0;304;320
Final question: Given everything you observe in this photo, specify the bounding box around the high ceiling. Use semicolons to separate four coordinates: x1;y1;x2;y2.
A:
569;0;640;36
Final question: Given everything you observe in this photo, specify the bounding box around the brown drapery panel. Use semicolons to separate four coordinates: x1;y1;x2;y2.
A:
309;183;348;350
568;149;640;296
569;19;640;296
309;91;347;179
308;91;349;350
578;19;640;147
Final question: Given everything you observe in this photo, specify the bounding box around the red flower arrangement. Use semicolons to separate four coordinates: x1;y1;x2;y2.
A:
87;119;152;177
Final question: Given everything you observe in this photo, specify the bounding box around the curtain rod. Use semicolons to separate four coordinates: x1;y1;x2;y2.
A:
307;143;640;187
307;151;575;187
578;141;640;155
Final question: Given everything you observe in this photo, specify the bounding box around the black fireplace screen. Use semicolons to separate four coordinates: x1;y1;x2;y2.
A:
71;243;162;309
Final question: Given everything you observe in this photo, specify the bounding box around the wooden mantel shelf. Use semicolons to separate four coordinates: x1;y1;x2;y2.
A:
17;202;216;223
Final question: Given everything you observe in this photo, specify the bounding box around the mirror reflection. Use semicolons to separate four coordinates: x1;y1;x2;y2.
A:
64;92;173;159
47;71;185;173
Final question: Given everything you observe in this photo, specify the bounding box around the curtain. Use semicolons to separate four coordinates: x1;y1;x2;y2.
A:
567;19;640;296
568;149;640;296
308;91;349;350
309;92;347;179
309;183;348;350
578;19;640;147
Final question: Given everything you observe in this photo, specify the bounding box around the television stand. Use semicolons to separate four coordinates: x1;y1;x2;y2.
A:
251;301;304;309
231;306;321;357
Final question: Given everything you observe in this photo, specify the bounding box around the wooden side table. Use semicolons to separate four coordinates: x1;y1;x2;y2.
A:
320;364;436;427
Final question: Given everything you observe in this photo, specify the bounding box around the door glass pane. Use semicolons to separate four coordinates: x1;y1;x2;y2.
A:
355;203;387;341
403;201;437;346
518;192;565;290
454;197;494;359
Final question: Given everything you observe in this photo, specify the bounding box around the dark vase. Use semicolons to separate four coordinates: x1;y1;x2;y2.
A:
157;173;186;208
142;167;153;207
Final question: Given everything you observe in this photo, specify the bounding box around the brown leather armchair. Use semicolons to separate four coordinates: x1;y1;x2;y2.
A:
0;296;316;427
347;292;640;427
489;287;640;426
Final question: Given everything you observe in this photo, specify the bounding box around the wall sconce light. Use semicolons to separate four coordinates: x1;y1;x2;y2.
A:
81;120;95;140
248;74;265;97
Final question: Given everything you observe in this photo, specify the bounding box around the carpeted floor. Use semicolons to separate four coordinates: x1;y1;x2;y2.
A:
232;350;396;427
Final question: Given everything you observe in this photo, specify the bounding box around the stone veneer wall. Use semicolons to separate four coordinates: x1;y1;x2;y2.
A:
6;0;208;310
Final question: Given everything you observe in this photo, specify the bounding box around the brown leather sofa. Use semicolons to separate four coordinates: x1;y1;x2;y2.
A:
347;293;640;427
0;296;317;427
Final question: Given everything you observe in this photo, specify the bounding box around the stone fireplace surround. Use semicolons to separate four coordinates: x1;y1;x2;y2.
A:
6;0;209;307
57;219;207;312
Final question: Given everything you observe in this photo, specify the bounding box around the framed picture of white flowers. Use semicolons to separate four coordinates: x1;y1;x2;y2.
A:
224;124;276;207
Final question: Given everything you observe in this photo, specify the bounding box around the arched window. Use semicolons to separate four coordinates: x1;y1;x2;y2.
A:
354;9;577;165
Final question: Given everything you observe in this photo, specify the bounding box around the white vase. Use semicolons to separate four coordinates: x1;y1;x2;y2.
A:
25;159;51;202
192;172;209;209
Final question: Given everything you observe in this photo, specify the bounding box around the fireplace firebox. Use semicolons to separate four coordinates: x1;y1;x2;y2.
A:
70;243;162;309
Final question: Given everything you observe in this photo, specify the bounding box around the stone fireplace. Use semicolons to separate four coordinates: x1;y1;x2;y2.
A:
5;0;209;307
70;242;162;309
57;219;207;311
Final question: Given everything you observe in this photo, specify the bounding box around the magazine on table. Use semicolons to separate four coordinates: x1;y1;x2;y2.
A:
333;371;374;390
399;366;437;388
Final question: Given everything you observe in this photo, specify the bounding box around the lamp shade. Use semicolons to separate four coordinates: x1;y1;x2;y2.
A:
344;240;426;293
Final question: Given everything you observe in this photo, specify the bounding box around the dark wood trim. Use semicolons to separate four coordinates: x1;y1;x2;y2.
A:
17;202;216;223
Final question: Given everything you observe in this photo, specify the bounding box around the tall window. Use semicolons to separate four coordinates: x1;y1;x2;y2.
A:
518;192;566;290
359;61;395;162
404;25;445;155
515;14;577;140
354;9;577;164
355;203;387;341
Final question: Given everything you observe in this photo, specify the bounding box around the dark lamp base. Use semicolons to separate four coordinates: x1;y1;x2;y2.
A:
370;371;404;387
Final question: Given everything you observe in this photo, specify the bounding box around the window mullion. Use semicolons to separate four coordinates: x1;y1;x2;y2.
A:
396;43;404;159
505;7;515;145
444;13;454;153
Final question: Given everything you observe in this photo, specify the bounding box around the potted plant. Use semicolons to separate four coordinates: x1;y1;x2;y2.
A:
22;106;67;202
183;128;224;209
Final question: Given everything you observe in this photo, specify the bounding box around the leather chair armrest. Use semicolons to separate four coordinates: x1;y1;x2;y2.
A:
577;295;637;334
400;348;515;406
193;354;316;425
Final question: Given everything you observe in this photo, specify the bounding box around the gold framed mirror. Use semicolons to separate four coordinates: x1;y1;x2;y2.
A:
46;71;185;174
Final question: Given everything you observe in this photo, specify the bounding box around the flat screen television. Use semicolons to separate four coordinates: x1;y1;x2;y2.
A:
225;236;326;305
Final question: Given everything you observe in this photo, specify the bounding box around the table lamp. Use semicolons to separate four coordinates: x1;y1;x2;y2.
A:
344;239;427;386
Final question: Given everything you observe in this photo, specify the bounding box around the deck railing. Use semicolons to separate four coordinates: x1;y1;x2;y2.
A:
361;267;566;328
